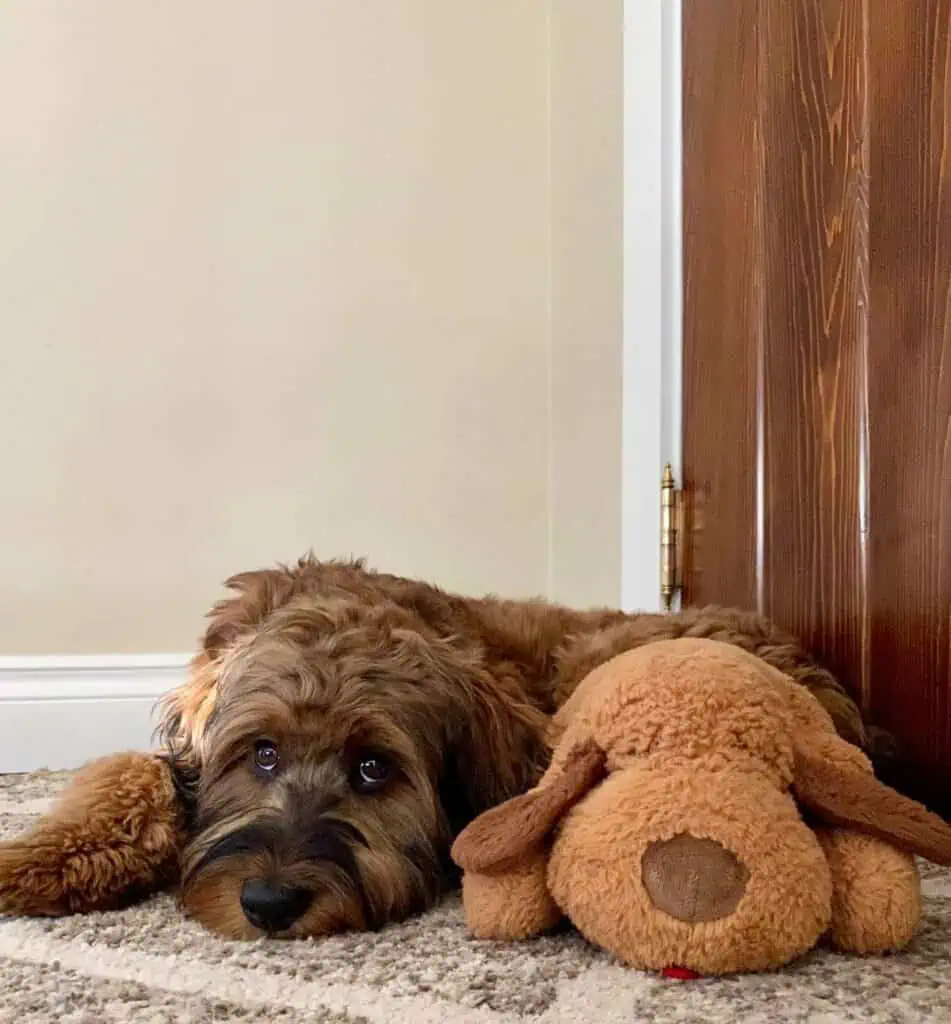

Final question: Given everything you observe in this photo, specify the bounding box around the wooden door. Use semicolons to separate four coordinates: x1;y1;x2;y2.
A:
681;1;951;813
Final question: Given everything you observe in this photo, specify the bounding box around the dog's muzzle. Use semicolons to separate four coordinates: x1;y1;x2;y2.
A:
240;878;314;932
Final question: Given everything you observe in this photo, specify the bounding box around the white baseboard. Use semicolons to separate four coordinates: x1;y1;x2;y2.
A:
0;654;192;774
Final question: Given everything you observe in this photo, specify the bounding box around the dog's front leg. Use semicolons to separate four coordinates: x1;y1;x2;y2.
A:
0;750;185;915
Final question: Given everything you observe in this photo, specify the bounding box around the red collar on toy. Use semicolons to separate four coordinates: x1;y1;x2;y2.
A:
662;966;702;981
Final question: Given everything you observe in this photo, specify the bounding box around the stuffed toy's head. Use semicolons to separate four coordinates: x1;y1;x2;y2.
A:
451;638;951;976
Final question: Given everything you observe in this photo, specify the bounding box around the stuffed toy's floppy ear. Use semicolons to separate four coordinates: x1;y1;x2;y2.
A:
793;739;951;865
451;741;605;873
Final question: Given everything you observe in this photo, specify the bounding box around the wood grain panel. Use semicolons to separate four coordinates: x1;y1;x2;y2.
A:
682;0;951;806
682;0;762;611
758;0;871;706
866;0;951;803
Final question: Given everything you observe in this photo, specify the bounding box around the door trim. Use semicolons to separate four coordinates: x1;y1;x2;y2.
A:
620;0;683;612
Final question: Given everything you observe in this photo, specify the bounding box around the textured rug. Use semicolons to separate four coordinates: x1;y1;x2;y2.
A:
1;772;950;1023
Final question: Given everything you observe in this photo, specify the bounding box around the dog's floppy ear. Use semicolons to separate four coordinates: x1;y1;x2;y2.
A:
203;568;296;656
389;629;556;829
451;742;605;873
793;738;951;865
152;566;297;768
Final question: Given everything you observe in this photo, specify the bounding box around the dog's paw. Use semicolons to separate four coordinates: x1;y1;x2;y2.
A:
0;833;79;915
0;751;186;917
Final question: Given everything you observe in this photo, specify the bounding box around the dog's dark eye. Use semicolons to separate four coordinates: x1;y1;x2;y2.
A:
352;756;390;793
253;740;280;776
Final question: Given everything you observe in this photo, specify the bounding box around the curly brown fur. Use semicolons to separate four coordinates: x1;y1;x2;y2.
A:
172;597;551;937
0;752;183;916
1;555;876;938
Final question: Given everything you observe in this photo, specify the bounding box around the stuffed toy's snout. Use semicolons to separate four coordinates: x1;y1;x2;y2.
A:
451;639;951;976
641;832;749;925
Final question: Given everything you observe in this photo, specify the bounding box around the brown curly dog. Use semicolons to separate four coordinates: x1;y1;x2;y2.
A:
0;556;881;939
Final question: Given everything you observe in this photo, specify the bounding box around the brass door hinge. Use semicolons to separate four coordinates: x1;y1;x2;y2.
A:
660;464;684;611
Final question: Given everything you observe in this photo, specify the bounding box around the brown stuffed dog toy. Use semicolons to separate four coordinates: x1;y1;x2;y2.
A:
451;638;951;976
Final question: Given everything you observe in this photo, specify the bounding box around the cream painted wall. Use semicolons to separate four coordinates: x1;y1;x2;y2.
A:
0;1;625;655
549;0;624;608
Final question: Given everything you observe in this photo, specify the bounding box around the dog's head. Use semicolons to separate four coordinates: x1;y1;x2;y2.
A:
158;580;548;940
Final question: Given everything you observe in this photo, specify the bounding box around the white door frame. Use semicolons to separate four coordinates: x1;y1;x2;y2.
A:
620;0;683;613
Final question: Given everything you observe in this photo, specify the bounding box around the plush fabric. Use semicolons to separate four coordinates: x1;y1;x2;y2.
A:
452;639;951;976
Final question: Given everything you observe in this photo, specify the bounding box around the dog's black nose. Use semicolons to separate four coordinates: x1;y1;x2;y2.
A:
240;879;313;933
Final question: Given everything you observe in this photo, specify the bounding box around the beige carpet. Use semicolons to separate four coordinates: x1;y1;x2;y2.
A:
2;772;950;1023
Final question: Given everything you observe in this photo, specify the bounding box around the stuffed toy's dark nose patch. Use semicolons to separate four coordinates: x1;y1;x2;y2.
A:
641;834;749;923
